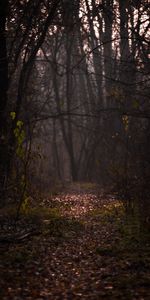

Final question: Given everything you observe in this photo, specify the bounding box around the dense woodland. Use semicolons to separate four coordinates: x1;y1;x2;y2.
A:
0;1;150;299
0;0;150;218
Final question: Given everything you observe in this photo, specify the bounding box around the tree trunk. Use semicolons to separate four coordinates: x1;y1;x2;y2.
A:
0;0;8;196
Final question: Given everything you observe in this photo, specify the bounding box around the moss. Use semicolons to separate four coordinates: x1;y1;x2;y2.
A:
89;203;124;223
78;182;98;190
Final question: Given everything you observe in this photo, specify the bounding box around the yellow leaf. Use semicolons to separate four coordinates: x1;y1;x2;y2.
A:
10;111;16;120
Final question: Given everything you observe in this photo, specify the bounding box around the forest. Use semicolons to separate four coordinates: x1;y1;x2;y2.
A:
0;0;150;299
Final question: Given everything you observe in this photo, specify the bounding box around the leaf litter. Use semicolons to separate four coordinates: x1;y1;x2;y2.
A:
0;183;150;299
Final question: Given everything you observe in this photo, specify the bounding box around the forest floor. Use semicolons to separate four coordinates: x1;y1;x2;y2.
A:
0;182;150;299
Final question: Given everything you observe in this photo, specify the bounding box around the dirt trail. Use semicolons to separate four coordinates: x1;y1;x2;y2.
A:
0;184;150;299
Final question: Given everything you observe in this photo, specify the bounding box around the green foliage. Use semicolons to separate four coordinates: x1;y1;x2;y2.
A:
13;120;25;159
10;111;25;159
10;111;16;120
10;111;26;160
89;202;124;223
17;206;62;228
79;182;98;190
20;196;31;214
20;205;84;238
69;182;98;191
29;206;61;219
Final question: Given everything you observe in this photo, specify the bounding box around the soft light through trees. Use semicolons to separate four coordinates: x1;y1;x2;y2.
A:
0;1;150;225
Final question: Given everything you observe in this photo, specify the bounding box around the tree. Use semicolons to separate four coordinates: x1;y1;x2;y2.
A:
0;0;61;202
0;0;8;197
1;0;150;227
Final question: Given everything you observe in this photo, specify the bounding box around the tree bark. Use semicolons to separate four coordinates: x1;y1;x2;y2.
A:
0;0;8;194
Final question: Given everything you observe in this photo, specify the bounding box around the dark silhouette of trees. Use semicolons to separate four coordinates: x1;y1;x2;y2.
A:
0;0;150;226
0;0;61;202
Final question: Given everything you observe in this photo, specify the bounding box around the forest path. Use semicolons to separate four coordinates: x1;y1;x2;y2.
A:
0;183;150;299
